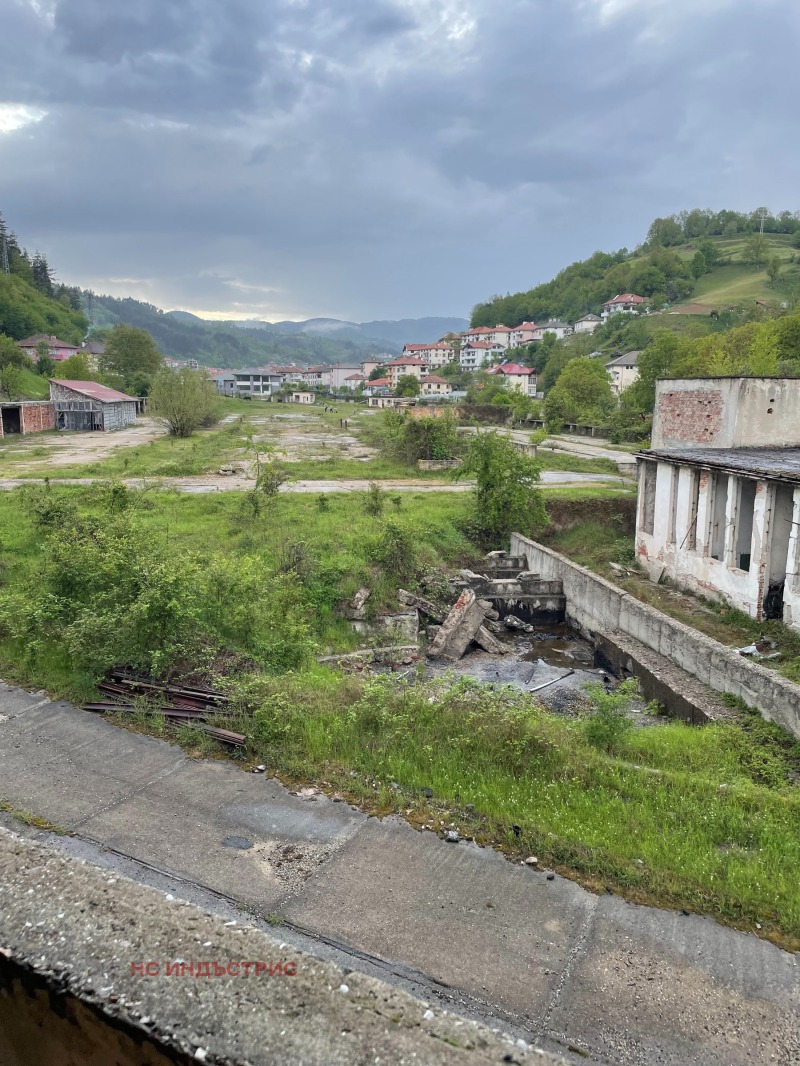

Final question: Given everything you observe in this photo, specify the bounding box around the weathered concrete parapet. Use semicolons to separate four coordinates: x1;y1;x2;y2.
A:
0;829;563;1066
510;533;800;738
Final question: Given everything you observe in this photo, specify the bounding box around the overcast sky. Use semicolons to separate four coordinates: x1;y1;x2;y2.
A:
1;0;798;322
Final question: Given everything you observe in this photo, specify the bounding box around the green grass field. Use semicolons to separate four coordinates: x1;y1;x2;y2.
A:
0;481;798;945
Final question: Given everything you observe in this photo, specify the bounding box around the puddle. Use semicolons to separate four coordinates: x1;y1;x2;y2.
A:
222;835;253;849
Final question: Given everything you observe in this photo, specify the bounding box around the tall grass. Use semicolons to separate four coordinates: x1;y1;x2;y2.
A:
239;670;800;945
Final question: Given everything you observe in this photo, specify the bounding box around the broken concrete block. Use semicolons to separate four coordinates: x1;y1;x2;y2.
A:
397;589;444;623
426;624;441;642
427;589;488;661
648;563;666;585
473;625;510;655
343;587;372;620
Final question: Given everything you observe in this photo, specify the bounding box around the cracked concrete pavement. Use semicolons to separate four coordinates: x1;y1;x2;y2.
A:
0;681;797;1065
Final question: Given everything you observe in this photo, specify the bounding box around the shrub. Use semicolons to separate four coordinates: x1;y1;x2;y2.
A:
583;680;636;752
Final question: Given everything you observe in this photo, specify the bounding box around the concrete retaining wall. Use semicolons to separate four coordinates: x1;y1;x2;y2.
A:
510;533;800;738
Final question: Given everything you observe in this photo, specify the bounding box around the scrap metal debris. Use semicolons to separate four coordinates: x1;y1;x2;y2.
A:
83;671;246;748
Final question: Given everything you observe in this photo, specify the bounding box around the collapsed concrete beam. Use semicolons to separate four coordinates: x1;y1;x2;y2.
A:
473;625;510;655
427;590;487;661
397;589;445;623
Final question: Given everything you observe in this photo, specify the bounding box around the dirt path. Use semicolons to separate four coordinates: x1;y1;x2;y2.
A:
0;470;627;494
0;418;165;469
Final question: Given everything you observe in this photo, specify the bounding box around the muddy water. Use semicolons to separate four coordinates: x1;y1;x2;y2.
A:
426;626;609;715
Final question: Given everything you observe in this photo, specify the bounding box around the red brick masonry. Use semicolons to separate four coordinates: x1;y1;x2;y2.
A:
0;401;55;438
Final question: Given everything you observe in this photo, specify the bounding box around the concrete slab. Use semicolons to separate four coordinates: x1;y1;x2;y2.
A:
0;701;185;828
0;682;52;718
80;760;366;910
281;815;596;1025
546;896;800;1065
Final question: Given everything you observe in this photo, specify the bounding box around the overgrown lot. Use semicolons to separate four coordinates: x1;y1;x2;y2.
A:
0;482;799;947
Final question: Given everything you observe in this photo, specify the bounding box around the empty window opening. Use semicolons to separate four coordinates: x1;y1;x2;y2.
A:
641;462;657;535
736;480;756;571
667;466;680;545
710;472;728;561
686;470;701;551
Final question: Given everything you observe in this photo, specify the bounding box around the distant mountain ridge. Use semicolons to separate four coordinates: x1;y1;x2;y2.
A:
86;296;467;369
181;314;469;348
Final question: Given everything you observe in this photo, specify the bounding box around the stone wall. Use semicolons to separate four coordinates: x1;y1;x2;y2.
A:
510;533;800;738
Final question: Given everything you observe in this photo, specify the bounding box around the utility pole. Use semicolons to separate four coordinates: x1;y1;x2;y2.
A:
759;208;769;235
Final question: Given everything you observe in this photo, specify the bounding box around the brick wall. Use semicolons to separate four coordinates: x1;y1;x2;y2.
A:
656;388;724;446
21;402;55;434
0;402;55;439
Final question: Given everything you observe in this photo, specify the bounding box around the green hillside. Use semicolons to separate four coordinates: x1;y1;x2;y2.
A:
472;209;800;328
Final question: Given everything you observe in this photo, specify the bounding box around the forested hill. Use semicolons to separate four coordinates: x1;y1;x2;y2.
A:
0;212;87;343
472;208;800;328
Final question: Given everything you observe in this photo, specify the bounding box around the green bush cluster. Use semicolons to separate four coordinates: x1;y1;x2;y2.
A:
0;486;315;678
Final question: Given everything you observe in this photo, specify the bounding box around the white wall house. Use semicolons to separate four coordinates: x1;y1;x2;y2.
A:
636;377;800;629
509;322;537;346
385;357;426;386
488;362;537;396
460;326;497;345
574;314;602;334
420;375;452;397
329;363;363;390
532;320;573;341
343;373;365;390
459;341;505;370
402;342;455;368
605;351;641;395
602;293;646;320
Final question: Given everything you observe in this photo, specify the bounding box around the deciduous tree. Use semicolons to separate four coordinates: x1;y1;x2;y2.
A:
149;368;221;437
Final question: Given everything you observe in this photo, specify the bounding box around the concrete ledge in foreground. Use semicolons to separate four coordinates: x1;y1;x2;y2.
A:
0;828;563;1066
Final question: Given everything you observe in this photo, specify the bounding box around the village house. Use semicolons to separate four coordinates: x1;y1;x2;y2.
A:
488;325;513;346
299;365;332;389
602;293;646;320
460;326;498;346
343;373;365;390
385;356;426;387
231;369;283;398
360;358;384;378
327;363;363;390
488;362;537;396
419;375;452;397
401;342;454;368
291;391;315;404
605;350;641;395
573;313;602;334
18;334;79;362
532;320;573;341
272;365;305;385
508;322;538;346
636;377;800;627
459;341;505;371
210;370;236;395
50;379;138;431
362;376;392;396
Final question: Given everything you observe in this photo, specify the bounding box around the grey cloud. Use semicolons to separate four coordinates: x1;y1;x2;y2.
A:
1;0;798;320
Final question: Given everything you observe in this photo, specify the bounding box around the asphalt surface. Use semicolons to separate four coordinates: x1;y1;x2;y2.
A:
0;681;797;1065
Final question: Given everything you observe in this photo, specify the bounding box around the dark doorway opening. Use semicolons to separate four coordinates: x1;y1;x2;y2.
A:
1;406;21;435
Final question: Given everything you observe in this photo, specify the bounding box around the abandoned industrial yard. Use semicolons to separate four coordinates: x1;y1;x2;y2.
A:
0;369;798;1066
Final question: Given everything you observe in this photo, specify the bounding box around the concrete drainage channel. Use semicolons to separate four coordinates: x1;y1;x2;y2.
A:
332;549;715;725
